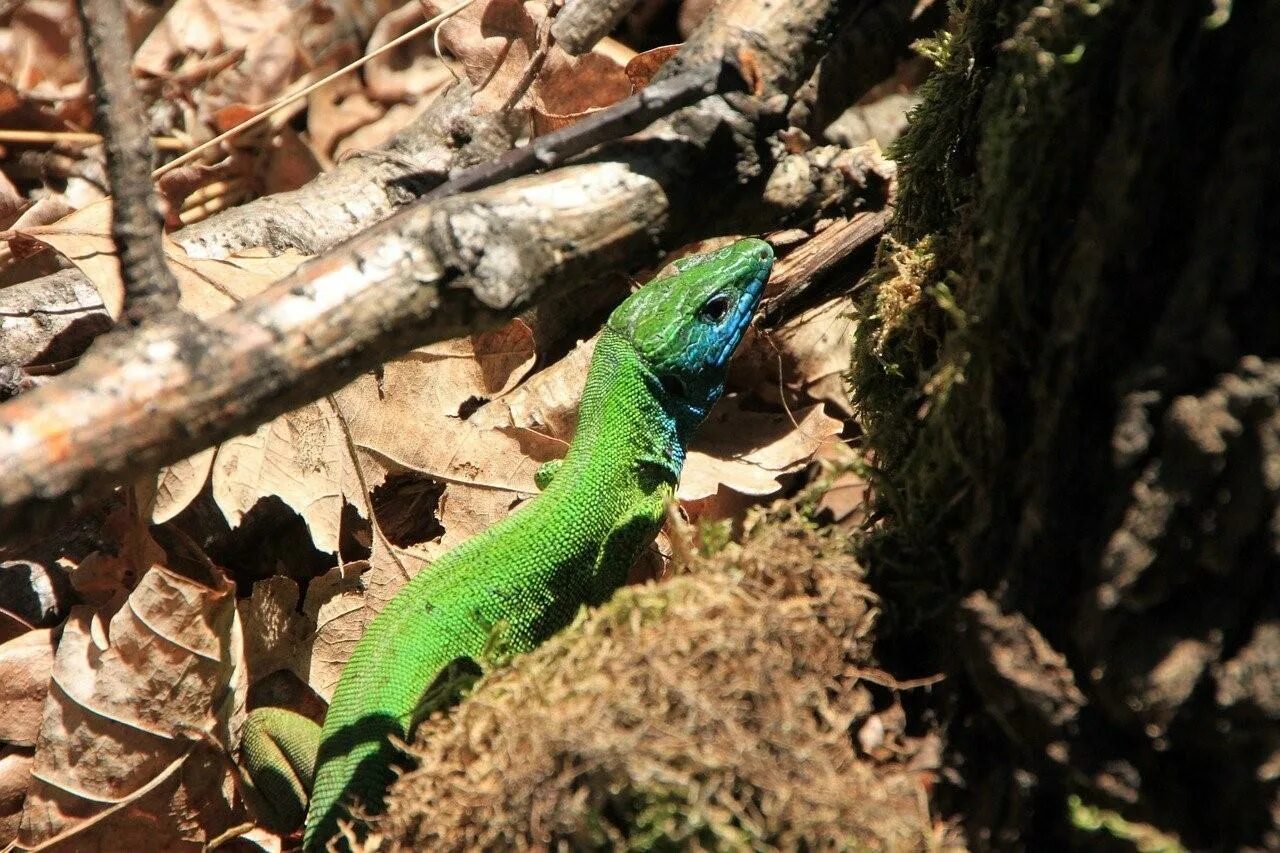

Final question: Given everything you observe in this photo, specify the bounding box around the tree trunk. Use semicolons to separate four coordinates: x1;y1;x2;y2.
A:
852;0;1280;847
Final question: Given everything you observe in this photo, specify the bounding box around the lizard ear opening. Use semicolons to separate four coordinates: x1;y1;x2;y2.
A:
659;374;687;398
699;294;730;323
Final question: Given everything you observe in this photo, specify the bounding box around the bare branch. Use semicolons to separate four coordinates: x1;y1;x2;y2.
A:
551;0;641;57
75;0;179;324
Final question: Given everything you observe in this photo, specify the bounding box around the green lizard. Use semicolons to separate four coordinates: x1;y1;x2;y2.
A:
239;238;775;850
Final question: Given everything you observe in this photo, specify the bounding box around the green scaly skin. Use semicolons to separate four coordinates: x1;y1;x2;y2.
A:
239;238;775;850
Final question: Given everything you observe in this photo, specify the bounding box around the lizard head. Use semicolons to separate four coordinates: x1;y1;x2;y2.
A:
608;237;774;424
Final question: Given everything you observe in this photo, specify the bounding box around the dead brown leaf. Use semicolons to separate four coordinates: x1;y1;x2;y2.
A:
423;0;630;118
623;44;681;91
0;746;33;842
210;320;538;559
680;399;842;509
815;470;871;526
302;560;371;699
133;0;345;109
19;563;247;848
10;198;306;318
307;76;385;162
238;575;314;690
732;293;858;416
0;628;55;747
68;506;168;607
364;2;456;102
213;396;363;555
152;446;217;525
0;0;90;129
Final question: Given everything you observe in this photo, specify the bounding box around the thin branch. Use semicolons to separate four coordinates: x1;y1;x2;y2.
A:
397;60;746;202
551;0;641;57
75;0;179;325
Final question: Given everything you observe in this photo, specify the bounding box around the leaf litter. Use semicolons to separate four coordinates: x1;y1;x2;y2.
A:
0;0;890;846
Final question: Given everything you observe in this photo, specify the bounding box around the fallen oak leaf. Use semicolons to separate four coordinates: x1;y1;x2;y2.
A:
0;746;33;842
0;628;56;747
423;0;630;117
10;197;307;318
18;562;248;849
679;399;842;501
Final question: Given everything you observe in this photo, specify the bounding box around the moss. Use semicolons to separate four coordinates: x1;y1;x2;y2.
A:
847;0;1128;611
378;511;959;851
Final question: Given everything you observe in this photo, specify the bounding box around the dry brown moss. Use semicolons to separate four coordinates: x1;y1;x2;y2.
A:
377;514;958;851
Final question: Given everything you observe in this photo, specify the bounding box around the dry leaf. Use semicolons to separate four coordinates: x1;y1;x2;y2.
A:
679;400;842;501
0;628;56;746
238;575;314;689
153;447;217;525
0;747;33;843
69;506;168;607
364;2;455;102
302;560;370;699
424;0;629;117
623;44;681;91
133;0;346;109
815;471;870;525
19;564;247;848
732;293;858;416
0;0;89;128
307;75;385;161
11;198;306;318
211;320;538;557
213;396;362;555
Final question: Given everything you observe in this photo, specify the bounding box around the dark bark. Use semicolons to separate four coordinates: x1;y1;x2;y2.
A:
852;0;1280;848
75;0;179;323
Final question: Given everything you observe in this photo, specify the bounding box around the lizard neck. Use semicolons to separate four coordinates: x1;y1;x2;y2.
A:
558;328;687;488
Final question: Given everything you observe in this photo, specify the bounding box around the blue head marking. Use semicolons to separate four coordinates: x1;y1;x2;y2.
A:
607;238;774;427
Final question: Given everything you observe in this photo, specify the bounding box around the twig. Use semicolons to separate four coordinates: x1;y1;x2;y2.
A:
400;59;746;202
76;0;180;325
759;208;892;325
551;0;641;56
497;3;559;114
0;130;187;150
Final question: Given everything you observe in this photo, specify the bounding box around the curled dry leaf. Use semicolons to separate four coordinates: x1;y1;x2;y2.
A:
19;564;248;849
364;1;456;102
133;0;351;110
0;0;91;130
306;538;428;699
238;575;314;690
212;320;538;558
0;628;56;746
622;44;681;91
302;560;371;699
68;506;168;607
680;399;843;504
213;396;363;555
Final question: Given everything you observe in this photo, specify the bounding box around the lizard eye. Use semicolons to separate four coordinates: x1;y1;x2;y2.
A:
659;374;687;398
699;294;730;323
